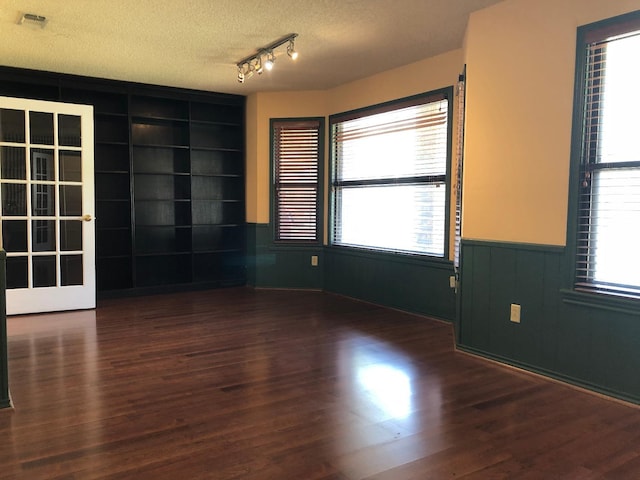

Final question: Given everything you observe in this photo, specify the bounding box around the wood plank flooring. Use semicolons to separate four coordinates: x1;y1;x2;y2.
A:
1;287;640;479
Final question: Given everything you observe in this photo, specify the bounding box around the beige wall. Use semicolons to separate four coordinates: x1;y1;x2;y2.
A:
245;50;463;255
245;90;327;223
463;0;640;245
325;49;463;115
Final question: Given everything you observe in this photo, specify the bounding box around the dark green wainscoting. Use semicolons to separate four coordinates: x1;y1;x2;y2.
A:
246;224;456;320
458;239;640;404
0;251;9;408
323;247;455;321
246;224;324;290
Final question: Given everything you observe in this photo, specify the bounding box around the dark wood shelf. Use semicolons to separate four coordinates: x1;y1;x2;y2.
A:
96;226;131;231
189;146;242;153
190;102;243;125
134;251;192;258
131;115;189;124
131;95;189;121
190;173;242;178
131;143;190;149
96;111;128;119
194;248;243;254
190;119;242;128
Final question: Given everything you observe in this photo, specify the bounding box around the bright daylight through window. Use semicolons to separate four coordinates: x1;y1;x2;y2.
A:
576;18;640;296
331;92;450;256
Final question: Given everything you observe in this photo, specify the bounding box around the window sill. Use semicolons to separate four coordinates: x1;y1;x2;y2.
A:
268;242;322;252
560;288;640;315
325;244;453;269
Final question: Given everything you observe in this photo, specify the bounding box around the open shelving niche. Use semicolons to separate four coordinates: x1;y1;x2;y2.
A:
127;94;245;293
58;82;246;296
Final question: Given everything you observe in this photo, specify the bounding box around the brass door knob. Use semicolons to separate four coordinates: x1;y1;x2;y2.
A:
82;214;93;222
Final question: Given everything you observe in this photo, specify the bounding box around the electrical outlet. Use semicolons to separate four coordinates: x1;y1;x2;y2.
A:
311;255;319;267
449;275;456;289
510;303;521;323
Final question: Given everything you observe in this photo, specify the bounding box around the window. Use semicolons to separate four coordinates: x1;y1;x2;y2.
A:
272;119;323;242
330;90;451;256
573;12;640;297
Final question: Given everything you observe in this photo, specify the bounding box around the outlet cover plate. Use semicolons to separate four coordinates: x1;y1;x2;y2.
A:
510;303;521;323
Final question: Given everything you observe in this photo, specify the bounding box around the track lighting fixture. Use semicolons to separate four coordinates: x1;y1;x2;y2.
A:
236;34;298;83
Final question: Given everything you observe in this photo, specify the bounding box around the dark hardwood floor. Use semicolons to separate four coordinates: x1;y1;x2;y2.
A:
1;288;639;479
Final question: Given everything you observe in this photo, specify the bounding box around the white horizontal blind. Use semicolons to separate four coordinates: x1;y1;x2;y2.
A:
576;28;640;295
454;71;466;270
332;95;449;256
273;120;321;242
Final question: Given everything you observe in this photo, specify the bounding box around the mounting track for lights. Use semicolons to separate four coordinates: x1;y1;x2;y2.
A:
236;33;298;83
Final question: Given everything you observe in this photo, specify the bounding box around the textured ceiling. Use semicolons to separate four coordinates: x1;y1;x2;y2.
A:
0;0;505;95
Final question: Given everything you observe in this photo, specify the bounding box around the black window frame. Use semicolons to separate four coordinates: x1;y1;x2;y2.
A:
270;117;324;244
328;87;453;258
566;9;640;302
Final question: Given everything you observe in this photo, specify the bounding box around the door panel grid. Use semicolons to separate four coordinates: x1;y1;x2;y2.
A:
0;96;94;314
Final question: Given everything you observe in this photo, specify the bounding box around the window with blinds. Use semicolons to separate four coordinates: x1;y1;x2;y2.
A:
330;91;451;256
272;119;322;242
575;13;640;297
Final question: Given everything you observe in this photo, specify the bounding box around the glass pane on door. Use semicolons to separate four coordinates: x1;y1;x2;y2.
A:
60;151;82;181
0;109;25;143
61;255;83;285
2;220;27;252
1;146;26;179
29;112;54;145
6;257;28;289
60;220;82;251
60;185;82;216
31;220;56;252
33;256;56;287
58;115;81;147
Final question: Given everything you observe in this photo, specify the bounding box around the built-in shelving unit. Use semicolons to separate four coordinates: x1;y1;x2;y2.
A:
0;67;246;297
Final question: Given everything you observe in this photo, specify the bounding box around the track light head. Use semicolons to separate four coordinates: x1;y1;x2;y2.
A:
237;66;245;83
287;39;298;60
264;50;275;71
246;64;255;80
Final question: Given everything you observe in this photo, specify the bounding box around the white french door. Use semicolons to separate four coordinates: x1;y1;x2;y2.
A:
0;96;95;315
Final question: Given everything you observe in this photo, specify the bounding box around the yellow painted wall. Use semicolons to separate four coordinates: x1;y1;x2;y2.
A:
326;49;462;114
463;0;640;245
245;90;327;224
245;49;463;255
245;94;259;223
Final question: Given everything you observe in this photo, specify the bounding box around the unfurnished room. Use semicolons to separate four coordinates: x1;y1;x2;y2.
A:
0;0;640;478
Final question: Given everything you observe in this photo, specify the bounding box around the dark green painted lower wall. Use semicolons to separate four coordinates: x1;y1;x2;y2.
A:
0;251;9;408
246;224;324;290
458;239;640;404
246;223;456;321
324;247;455;320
